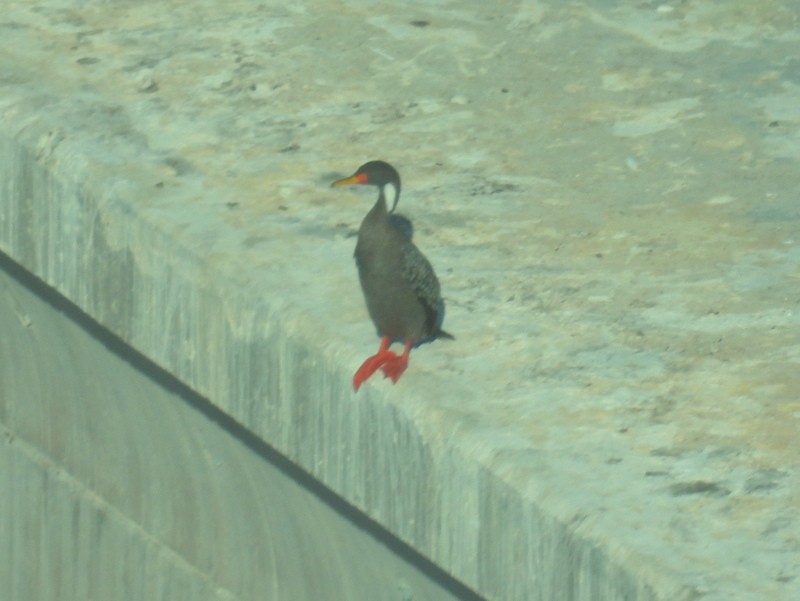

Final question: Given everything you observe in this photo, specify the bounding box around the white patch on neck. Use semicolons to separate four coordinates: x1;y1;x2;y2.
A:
383;182;398;211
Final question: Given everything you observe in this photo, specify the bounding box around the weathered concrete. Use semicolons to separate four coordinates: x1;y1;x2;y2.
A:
1;1;799;600
0;262;473;601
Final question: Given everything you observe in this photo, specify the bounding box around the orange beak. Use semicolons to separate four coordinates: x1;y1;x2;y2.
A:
331;172;368;188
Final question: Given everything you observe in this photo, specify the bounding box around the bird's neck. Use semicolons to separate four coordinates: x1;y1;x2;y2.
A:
361;186;392;235
365;192;388;225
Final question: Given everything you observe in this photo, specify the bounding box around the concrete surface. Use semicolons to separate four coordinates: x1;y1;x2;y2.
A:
0;261;474;601
1;1;799;600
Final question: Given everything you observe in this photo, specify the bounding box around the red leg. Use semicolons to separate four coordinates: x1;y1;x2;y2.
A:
381;340;412;383
353;337;397;391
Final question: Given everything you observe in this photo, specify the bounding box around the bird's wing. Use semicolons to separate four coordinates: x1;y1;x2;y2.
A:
400;240;442;329
388;213;414;240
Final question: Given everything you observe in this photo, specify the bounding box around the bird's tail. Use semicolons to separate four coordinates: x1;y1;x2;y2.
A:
435;328;455;341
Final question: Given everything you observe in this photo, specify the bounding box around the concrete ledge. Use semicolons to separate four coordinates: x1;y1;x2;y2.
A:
2;2;799;600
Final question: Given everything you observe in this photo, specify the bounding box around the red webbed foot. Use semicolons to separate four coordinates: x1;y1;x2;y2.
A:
353;350;398;390
380;355;408;383
353;336;396;391
380;340;413;384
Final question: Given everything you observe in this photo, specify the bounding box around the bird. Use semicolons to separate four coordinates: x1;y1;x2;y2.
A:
331;160;453;390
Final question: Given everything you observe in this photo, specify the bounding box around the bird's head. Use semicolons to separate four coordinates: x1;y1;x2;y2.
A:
331;160;402;212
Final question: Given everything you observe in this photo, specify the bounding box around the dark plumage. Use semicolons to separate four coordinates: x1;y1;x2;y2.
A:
331;160;453;390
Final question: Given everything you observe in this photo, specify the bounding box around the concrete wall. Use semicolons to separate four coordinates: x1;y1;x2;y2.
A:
0;260;476;601
2;1;799;600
